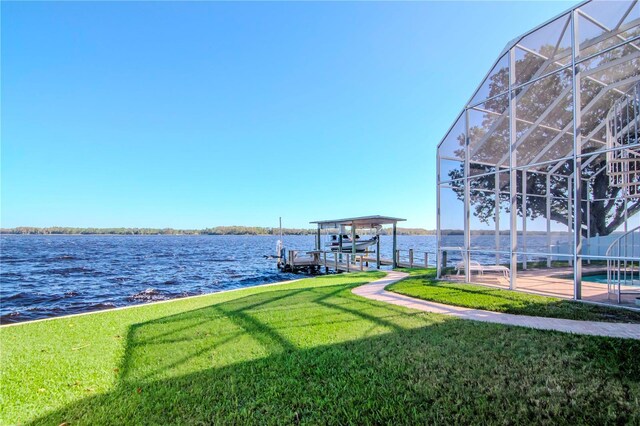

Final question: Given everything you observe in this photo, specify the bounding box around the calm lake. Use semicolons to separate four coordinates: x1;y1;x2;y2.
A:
1;234;440;324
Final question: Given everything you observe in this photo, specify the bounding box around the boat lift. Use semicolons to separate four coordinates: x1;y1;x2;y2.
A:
276;215;431;273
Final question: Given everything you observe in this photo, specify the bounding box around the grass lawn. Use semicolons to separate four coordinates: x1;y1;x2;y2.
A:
389;268;640;323
2;271;640;424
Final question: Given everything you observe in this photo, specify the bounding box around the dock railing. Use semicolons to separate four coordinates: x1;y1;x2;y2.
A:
394;249;431;268
280;248;432;272
322;251;367;272
283;249;367;272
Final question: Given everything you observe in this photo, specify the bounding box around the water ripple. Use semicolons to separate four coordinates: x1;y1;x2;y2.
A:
0;234;441;324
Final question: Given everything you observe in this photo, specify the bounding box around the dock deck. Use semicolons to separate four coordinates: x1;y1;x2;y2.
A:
277;249;431;273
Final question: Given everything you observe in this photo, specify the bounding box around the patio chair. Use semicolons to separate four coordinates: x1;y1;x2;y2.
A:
455;251;510;279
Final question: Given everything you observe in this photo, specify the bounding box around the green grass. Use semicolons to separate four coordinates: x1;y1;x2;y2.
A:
389;268;640;323
2;271;640;424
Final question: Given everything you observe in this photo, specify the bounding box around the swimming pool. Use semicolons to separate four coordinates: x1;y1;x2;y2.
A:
582;273;609;284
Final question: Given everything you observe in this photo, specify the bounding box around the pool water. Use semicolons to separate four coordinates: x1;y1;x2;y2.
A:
583;273;640;285
582;273;609;284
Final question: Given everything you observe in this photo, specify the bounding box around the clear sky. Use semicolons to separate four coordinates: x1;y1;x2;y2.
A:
2;1;575;229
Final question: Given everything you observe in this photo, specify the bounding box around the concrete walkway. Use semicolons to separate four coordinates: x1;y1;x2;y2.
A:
352;271;640;340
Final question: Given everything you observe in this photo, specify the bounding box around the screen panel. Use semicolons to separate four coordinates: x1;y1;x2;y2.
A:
470;53;510;106
468;94;510;174
577;0;640;59
514;13;572;86
514;69;574;166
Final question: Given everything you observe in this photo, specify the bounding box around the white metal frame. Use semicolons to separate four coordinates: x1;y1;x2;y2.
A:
435;0;640;302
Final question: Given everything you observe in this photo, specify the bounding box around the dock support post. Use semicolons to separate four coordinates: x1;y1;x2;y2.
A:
351;224;357;258
376;237;381;269
409;249;414;268
346;254;350;272
316;225;321;251
392;223;397;268
334;252;338;271
360;256;363;271
424;252;429;268
338;233;343;263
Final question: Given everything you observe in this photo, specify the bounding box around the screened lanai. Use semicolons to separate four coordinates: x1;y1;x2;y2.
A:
436;0;640;306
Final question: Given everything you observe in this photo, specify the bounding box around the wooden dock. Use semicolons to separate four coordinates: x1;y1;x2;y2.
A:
362;249;430;269
276;215;431;274
278;249;431;273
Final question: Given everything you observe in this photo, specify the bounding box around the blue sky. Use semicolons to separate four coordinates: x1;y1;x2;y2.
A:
2;1;575;229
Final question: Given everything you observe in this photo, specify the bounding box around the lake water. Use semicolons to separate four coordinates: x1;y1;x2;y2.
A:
1;234;441;324
0;233;572;324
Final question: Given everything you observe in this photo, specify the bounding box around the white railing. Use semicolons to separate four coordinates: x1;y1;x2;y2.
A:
280;247;431;271
606;226;640;303
322;251;367;272
394;249;432;268
284;249;369;272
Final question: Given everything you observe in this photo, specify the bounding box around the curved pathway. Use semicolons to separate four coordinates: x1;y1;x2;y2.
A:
353;271;640;340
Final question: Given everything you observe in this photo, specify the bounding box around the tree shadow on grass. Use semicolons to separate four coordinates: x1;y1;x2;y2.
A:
120;281;437;388
27;280;640;425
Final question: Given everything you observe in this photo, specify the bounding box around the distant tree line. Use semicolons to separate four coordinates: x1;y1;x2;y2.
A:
202;226;314;235
1;226;438;236
0;226;310;235
1;227;203;235
378;227;436;236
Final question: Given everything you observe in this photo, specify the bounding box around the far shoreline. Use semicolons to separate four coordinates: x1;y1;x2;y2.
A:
0;233;439;236
0;228;440;236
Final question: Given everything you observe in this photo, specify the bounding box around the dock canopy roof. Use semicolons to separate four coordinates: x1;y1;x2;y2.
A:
310;215;406;229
